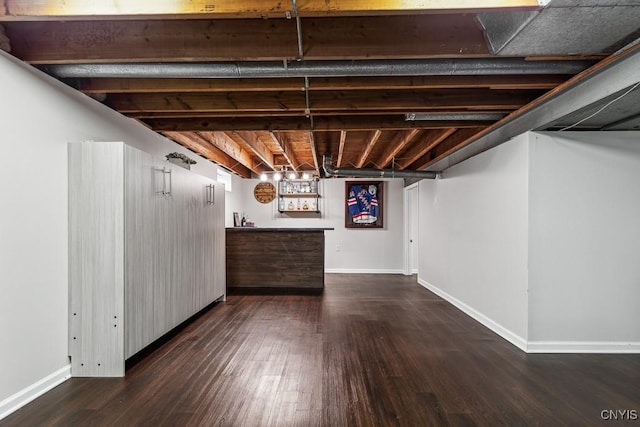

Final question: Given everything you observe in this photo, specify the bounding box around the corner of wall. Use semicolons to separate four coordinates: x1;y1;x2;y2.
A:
0;365;71;421
417;278;528;352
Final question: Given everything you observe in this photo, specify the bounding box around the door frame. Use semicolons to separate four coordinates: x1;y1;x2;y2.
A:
403;182;419;276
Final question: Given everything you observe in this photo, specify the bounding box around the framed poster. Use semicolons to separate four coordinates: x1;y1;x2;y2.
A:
345;181;383;228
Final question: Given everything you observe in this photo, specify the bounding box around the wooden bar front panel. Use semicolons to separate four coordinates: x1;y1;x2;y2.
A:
226;230;325;289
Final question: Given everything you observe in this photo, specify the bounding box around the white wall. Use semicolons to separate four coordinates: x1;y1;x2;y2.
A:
417;130;640;353
0;51;219;415
418;134;530;347
528;132;640;349
227;177;406;273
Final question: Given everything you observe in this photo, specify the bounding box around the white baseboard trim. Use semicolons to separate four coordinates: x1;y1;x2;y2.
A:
0;365;71;420
527;341;640;353
325;268;405;274
417;278;528;352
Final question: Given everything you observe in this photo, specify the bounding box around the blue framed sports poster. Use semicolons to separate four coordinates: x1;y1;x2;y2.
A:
345;181;383;229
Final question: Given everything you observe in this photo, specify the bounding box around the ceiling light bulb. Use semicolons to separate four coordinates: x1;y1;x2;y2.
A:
288;172;296;180
273;172;282;181
302;172;310;180
260;173;267;181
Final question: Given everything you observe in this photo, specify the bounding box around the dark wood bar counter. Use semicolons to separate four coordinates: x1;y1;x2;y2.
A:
226;228;333;289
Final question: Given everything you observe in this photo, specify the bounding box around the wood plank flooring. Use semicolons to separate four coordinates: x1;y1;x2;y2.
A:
3;274;639;426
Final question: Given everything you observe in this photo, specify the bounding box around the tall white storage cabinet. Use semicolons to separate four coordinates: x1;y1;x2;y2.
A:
69;141;225;377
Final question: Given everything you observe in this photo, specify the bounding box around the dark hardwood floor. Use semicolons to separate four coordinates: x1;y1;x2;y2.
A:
3;274;639;426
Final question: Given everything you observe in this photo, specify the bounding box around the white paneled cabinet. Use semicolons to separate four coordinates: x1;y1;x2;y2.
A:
69;141;225;377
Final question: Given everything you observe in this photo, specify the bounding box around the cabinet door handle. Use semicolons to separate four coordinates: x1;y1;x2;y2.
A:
165;169;172;195
206;184;215;204
154;167;172;195
154;167;166;194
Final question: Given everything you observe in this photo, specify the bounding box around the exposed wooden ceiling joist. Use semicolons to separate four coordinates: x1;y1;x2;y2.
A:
162;131;253;178
77;75;569;94
395;128;457;170
141;116;495;132
2;0;539;20
378;129;421;168
410;127;486;170
336;131;347;168
269;132;300;172
195;131;264;173
355;130;382;168
5;2;626;180
109;89;542;114
227;131;276;171
2;15;491;63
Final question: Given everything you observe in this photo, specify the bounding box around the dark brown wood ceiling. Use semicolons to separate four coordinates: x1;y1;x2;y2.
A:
0;0;601;178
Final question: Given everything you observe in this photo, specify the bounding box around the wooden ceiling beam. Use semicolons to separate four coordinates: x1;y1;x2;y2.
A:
297;0;539;15
301;15;488;58
409;128;486;170
226;131;275;171
127;109;511;120
2;0;538;20
162;131;252;178
310;75;568;91
109;89;540;113
4;15;492;63
308;132;320;174
3;1;291;19
269;132;300;172
78;78;306;94
108;92;307;113
355;130;382;168
196;131;263;173
142;116;495;132
3;19;298;63
377;129;421;168
77;75;568;95
396;128;457;170
337;131;347;168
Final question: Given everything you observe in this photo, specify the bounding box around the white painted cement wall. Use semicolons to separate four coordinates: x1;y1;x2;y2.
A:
0;51;218;415
528;131;640;349
418;134;530;346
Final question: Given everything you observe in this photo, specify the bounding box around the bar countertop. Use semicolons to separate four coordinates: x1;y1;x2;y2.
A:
226;227;334;232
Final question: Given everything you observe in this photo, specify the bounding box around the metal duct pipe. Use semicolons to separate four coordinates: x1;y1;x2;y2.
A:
322;154;438;180
43;58;594;79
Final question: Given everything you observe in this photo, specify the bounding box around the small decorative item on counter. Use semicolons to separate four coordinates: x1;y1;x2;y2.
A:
166;152;197;170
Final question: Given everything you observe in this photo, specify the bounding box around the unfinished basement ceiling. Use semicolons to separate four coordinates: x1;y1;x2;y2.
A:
1;0;639;178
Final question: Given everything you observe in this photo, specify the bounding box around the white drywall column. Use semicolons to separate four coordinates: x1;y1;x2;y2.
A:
418;134;530;347
528;131;640;350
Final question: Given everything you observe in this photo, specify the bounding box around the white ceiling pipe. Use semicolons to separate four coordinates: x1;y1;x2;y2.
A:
44;58;594;79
